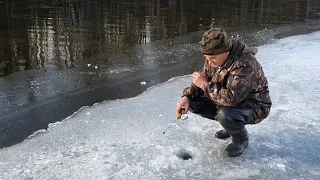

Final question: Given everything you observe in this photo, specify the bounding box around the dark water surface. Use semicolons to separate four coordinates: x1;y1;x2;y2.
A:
0;0;320;148
1;0;320;76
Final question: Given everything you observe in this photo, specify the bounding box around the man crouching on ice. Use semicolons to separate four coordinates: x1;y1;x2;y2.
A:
176;28;272;157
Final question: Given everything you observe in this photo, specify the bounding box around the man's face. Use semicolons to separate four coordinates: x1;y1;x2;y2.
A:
204;51;229;67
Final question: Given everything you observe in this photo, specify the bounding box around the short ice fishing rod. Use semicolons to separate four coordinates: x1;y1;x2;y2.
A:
163;107;188;134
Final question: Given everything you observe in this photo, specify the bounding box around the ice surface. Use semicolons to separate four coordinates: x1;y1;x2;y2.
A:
1;32;320;179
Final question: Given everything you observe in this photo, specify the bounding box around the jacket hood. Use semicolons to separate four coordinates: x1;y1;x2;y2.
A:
221;40;257;69
231;40;258;56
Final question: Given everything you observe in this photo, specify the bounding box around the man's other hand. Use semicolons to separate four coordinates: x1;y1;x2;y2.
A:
192;72;207;90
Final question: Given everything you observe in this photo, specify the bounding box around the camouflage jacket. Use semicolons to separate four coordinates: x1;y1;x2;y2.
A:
183;40;272;123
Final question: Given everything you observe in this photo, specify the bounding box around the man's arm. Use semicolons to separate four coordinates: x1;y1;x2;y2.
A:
181;62;209;100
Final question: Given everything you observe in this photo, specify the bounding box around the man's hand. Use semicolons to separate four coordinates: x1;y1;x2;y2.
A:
192;72;207;90
176;96;190;114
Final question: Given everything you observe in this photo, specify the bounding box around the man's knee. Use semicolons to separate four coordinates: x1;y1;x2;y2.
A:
216;108;235;127
189;99;202;113
189;96;216;112
189;96;218;120
215;107;252;128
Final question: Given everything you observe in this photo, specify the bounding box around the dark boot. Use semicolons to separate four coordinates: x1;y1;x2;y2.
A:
225;139;249;157
214;106;252;157
215;129;231;139
225;128;249;157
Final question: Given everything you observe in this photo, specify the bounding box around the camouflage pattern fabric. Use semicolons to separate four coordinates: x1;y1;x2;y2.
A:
183;40;272;124
201;28;232;55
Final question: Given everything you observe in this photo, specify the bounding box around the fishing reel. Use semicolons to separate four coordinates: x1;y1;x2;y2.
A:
176;107;188;120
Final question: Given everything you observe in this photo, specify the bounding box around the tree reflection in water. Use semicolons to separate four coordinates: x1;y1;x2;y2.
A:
0;0;319;76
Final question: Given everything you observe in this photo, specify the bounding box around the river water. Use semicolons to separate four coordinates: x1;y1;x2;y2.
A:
0;0;320;148
1;0;320;76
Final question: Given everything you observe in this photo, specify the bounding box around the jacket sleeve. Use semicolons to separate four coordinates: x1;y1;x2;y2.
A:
182;84;203;100
181;62;208;100
203;62;254;106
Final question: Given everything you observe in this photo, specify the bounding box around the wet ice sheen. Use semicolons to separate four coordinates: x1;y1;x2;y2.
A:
1;32;320;179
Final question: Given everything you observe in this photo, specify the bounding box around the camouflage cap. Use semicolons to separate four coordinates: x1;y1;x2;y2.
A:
201;28;232;55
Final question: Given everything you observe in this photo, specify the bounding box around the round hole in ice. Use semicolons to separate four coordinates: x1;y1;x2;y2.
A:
175;148;192;160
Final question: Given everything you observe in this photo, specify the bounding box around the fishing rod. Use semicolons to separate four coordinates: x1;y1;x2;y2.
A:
163;107;188;134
